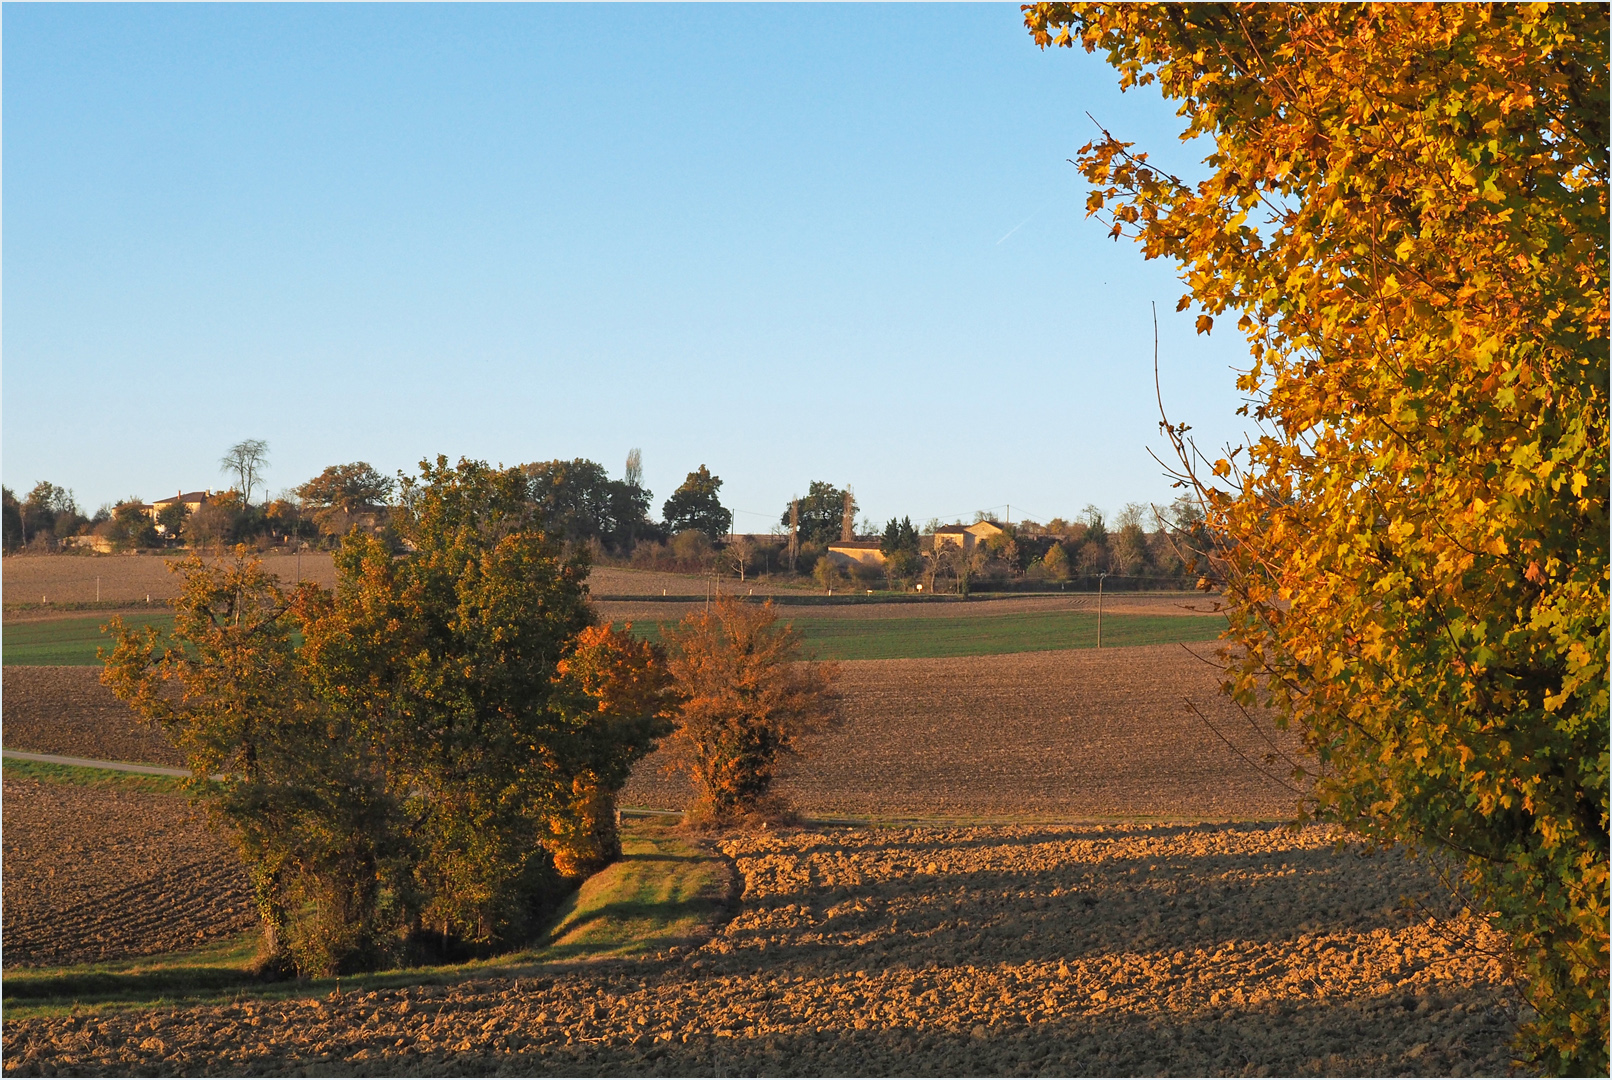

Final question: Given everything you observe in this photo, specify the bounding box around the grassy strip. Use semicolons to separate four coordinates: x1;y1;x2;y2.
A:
5;606;1220;665
2;612;174;666
2;757;186;795
1;823;727;1019
631;610;1224;660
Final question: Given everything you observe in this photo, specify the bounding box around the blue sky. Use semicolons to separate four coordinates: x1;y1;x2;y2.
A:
3;3;1253;532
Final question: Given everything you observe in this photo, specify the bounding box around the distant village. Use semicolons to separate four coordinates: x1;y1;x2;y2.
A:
1;446;1205;593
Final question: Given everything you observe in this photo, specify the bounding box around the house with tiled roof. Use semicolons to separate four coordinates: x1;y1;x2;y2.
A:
929;520;1003;554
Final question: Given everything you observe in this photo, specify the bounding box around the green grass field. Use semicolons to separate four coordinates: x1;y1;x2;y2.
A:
2;612;174;666
633;610;1224;660
3;608;1223;665
2;816;727;1018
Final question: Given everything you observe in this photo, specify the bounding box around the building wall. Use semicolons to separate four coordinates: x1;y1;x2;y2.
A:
827;544;886;568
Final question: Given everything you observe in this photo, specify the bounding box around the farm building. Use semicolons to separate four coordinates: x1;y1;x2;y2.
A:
827;539;886;569
929;520;1003;553
145;490;214;534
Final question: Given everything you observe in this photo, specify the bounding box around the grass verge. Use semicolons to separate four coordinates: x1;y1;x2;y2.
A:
1;757;186;795
1;822;727;1019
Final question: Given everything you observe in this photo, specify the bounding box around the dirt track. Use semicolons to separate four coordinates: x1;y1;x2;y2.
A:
0;775;255;968
0;822;1518;1076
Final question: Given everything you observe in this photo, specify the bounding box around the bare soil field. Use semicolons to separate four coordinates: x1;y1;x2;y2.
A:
8;648;1289;821
623;644;1299;821
1;823;1518;1076
4;554;1207;617
10;647;1292;821
2;667;183;766
2;556;790;608
2;553;338;608
0;774;255;968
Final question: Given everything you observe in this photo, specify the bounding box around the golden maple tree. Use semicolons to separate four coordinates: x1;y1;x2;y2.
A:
1026;3;1607;1070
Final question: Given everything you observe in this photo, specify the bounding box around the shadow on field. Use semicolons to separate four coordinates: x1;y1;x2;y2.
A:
730;829;1431;965
502;995;1510;1077
3;960;262;1009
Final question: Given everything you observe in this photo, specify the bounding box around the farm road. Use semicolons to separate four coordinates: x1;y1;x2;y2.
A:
1;823;1516;1076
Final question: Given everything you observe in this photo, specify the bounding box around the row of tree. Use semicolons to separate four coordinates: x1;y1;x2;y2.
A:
0;446;737;556
104;457;837;977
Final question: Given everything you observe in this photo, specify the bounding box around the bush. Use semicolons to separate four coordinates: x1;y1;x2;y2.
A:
663;599;839;824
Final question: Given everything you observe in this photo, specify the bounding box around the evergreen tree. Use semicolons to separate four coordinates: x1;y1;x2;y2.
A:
662;465;732;540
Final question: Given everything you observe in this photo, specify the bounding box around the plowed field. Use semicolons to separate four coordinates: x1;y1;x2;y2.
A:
8;648;1287;822
2;666;183;766
2;556;792;606
1;823;1516;1076
622;644;1300;821
1;774;255;968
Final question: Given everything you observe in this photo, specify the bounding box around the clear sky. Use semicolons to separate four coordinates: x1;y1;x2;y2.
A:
3;3;1254;533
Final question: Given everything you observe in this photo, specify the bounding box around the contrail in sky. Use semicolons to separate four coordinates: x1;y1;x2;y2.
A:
996;198;1052;245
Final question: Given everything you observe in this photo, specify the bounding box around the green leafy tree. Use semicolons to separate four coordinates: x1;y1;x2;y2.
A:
886;551;920;589
156;500;191;539
782;482;856;546
1111;522;1151;577
181;492;244;551
102;553;406;976
522;458;654;553
104;501;159;552
1029;3;1608;1069
662;465;732;540
1;487;21;551
306;456;598;944
812;555;842;593
296;462;395;537
104;458;674;975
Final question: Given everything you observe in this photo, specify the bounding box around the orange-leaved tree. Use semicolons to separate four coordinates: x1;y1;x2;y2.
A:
663;598;839;823
550;623;677;875
1025;4;1608;1070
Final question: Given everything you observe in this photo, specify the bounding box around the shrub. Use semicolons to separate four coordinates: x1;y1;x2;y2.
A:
663;599;839;824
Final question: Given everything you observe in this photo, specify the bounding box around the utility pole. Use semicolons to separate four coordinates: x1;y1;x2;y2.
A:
789;499;799;572
841;489;854;541
1097;572;1108;649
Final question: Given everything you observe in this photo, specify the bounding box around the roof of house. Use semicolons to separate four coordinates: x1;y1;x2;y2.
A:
933;521;1004;535
152;491;211;505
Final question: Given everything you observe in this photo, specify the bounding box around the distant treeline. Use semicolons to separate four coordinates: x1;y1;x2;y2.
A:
3;451;1210;593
